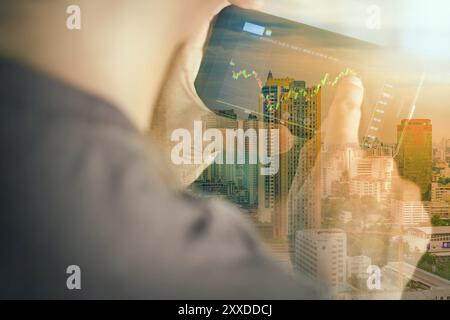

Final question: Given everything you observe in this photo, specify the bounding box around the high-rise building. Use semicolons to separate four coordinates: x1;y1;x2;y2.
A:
200;111;238;186
349;176;383;202
395;119;432;198
348;156;394;203
285;83;321;244
258;72;293;227
294;229;347;292
243;113;259;207
432;182;450;203
429;201;450;218
257;72;321;241
350;156;394;179
195;110;246;204
391;200;431;226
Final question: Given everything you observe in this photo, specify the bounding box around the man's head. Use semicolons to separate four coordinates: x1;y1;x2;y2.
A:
0;0;262;130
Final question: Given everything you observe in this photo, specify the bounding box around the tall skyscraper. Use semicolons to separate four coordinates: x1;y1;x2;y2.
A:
287;87;321;249
395;119;432;198
258;71;321;241
243;113;259;207
258;72;293;226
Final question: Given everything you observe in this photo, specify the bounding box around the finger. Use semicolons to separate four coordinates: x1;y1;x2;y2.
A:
324;76;364;147
228;0;265;10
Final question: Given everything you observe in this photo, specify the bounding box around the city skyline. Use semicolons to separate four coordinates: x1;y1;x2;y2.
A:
192;6;450;298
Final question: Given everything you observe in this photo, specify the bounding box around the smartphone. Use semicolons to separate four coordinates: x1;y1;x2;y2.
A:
195;5;424;155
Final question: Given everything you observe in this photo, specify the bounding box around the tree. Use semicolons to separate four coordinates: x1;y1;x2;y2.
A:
431;214;446;226
438;177;450;185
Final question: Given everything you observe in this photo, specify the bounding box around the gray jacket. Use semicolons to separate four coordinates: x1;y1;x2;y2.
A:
0;58;324;299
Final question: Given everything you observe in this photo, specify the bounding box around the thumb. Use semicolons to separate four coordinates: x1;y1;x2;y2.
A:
324;76;364;147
